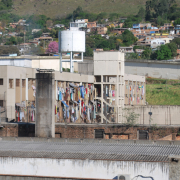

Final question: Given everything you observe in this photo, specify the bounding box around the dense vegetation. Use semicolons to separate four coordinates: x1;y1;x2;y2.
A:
128;38;180;60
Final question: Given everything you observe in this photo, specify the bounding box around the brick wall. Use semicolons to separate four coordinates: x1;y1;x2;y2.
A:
1;123;180;140
0;123;18;137
55;124;180;140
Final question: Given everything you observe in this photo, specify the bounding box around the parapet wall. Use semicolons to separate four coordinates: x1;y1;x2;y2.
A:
125;59;180;79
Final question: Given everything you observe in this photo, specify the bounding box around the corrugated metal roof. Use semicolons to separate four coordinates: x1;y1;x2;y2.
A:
0;141;179;162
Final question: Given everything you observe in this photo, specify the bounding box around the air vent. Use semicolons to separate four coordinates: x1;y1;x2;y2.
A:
95;129;104;139
139;130;149;140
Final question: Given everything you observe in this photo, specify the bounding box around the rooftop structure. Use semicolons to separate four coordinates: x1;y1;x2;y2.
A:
59;30;85;73
0;139;178;179
0;140;179;162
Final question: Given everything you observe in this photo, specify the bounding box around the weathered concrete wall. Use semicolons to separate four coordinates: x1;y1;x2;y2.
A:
169;156;180;180
78;62;94;75
129;105;180;125
0;177;73;180
31;56;78;72
0;157;169;180
35;73;55;138
0;58;32;68
125;60;180;79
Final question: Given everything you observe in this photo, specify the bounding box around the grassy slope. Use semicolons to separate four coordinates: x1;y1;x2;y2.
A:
146;83;180;105
11;0;146;18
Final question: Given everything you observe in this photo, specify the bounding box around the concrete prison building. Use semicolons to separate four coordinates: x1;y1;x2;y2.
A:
0;51;145;124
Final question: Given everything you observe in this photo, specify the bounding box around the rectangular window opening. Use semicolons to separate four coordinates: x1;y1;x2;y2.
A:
22;79;26;88
9;79;13;89
16;79;20;87
95;129;104;139
0;100;3;107
0;79;3;85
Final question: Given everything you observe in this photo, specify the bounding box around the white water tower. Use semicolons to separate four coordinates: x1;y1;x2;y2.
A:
59;30;85;73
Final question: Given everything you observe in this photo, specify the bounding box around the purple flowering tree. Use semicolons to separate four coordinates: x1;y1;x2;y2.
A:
46;41;58;54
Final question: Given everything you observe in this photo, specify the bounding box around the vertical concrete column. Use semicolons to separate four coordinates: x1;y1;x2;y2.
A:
116;75;119;123
20;74;22;103
35;73;55;138
101;75;103;123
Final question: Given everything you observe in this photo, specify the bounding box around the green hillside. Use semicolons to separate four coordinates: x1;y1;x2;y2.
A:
10;0;146;18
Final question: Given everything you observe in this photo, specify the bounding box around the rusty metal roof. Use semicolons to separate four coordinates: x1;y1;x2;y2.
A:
0;141;179;162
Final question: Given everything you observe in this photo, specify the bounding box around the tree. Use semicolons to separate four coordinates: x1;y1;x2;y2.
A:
137;7;146;21
5;36;17;45
116;39;123;49
1;0;13;8
157;16;166;26
84;46;93;57
146;0;176;19
156;45;172;60
46;20;53;28
141;48;152;59
174;18;180;26
145;1;152;21
123;16;141;28
46;41;58;54
171;37;180;48
122;30;137;46
86;36;95;48
29;44;44;55
0;45;20;55
73;6;83;18
123;108;140;126
33;30;42;38
17;37;23;45
167;42;177;57
97;12;107;20
126;53;139;59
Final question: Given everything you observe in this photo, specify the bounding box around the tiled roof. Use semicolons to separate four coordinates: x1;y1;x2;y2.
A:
177;49;180;54
0;141;179;162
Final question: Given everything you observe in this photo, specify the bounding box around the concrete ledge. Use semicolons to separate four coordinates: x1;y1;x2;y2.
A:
0;137;180;145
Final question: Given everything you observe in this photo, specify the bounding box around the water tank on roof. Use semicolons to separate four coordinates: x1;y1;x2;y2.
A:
59;30;85;52
58;29;86;73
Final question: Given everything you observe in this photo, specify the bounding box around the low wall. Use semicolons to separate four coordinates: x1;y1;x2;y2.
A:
130;105;180;125
125;59;180;79
1;122;180;141
0;123;34;137
55;124;180;141
0;123;18;137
